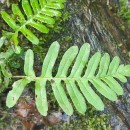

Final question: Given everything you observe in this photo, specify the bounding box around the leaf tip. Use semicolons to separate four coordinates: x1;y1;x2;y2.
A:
51;41;60;48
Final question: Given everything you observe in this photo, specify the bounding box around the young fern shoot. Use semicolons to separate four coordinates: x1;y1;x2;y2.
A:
6;41;130;116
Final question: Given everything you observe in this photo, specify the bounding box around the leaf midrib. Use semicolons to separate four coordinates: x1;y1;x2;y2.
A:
13;73;120;81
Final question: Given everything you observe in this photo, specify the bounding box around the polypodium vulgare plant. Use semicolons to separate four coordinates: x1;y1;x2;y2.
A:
6;41;130;116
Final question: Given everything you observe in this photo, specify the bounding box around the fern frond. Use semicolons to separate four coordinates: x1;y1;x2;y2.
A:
1;0;66;51
6;42;130;116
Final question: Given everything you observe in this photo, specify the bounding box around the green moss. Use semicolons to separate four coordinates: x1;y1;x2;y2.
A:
118;0;130;25
44;106;112;130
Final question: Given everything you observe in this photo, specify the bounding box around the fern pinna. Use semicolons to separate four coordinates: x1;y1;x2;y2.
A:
1;0;66;52
6;42;130;116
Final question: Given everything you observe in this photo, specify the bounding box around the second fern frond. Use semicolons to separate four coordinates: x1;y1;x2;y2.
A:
1;0;66;52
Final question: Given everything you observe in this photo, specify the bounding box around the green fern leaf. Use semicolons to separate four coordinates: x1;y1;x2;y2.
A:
96;53;110;77
77;80;104;110
35;79;48;116
24;49;35;77
52;79;73;115
41;41;60;77
90;79;117;101
6;42;130;116
107;56;120;75
102;77;123;95
118;64;130;76
6;79;31;108
1;11;19;31
65;80;87;114
1;0;66;50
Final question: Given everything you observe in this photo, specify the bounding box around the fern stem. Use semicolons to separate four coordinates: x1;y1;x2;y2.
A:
12;76;87;80
12;75;116;80
15;10;42;34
